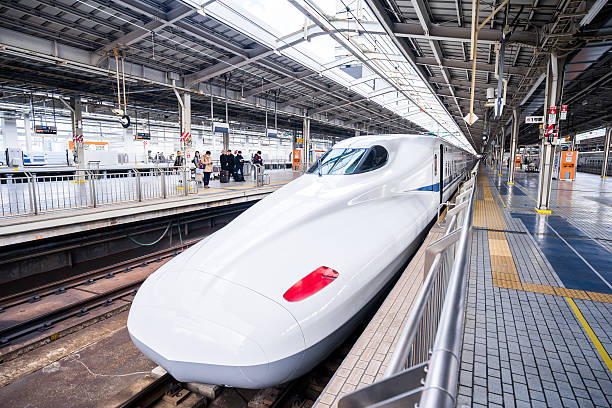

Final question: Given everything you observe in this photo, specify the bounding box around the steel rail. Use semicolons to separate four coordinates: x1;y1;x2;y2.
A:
118;373;175;408
0;277;149;346
0;246;184;309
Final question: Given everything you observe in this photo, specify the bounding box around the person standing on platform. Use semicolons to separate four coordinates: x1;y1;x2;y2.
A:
235;151;244;181
220;149;228;171
253;151;263;166
173;151;184;167
192;151;201;167
227;150;235;179
202;151;212;188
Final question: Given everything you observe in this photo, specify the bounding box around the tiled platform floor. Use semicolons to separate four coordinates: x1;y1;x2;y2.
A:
458;166;612;408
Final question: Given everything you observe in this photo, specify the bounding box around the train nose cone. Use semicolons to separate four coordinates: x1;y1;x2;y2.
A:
127;268;306;388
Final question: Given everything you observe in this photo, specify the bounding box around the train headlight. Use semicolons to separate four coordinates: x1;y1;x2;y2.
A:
283;266;339;302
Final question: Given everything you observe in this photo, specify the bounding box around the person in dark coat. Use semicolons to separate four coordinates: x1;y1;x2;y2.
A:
173;151;185;167
226;149;235;178
252;151;263;166
220;149;228;171
235;150;244;180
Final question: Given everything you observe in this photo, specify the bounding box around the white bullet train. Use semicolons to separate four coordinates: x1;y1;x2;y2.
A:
128;134;475;388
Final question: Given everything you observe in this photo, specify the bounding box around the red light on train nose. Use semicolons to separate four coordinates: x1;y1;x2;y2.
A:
283;266;339;302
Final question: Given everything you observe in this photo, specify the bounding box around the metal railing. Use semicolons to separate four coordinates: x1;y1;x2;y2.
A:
339;163;478;408
0;167;198;218
253;164;271;187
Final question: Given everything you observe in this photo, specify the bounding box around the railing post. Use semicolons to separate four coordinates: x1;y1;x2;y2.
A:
182;169;189;196
87;170;97;208
134;170;142;202
161;169;167;199
26;172;38;215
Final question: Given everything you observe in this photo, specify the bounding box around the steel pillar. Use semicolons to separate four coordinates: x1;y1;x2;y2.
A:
536;53;566;213
303;116;310;167
508;107;520;184
603;125;611;178
70;96;84;169
24;116;32;152
498;127;506;176
180;92;191;160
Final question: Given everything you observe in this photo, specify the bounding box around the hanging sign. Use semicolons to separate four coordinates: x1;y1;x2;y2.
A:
135;132;151;140
35;125;57;134
525;116;543;124
267;129;278;138
211;122;229;133
548;106;557;124
560;105;568;120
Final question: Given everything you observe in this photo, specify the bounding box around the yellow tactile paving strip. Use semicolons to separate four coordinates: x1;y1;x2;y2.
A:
475;170;612;304
474;174;507;230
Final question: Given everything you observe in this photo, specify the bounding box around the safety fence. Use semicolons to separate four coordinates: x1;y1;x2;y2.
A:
339;164;478;408
0;168;198;217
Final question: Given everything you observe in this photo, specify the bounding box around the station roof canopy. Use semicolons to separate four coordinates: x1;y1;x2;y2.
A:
366;0;612;152
0;0;609;151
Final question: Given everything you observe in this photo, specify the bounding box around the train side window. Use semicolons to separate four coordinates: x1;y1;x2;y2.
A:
356;145;388;173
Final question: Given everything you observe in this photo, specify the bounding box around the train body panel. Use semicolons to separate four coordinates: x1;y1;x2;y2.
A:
128;134;475;388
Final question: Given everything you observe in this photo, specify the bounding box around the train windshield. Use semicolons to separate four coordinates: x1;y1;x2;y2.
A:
307;146;388;175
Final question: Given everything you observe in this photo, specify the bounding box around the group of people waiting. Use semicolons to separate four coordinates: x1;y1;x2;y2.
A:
220;149;245;181
189;151;214;188
171;149;265;188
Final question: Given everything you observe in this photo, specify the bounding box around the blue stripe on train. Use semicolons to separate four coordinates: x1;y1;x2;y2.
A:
414;173;463;192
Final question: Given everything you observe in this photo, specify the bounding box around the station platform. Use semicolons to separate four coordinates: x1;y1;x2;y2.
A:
316;167;612;408
0;170;298;246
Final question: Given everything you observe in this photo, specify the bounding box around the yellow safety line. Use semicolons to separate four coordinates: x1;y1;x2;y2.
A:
476;166;612;303
566;297;612;374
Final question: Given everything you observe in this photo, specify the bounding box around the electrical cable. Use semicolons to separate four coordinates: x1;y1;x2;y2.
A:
127;220;172;246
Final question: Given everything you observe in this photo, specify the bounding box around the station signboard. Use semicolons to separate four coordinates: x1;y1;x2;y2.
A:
525;116;543;124
135;132;151;140
35;125;57;134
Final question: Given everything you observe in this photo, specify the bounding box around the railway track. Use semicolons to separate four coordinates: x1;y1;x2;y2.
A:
0;205;252;352
0;241;198;350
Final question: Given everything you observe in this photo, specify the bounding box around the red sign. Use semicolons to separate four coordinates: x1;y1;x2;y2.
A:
560;105;568;120
561;105;567;112
73;134;83;143
548;106;557;124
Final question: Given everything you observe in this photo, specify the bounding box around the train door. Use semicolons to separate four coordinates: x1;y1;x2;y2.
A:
439;144;444;204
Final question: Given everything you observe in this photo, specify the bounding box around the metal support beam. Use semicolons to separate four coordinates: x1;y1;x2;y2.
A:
536;53;566;212
498;125;506;176
393;22;535;46
99;4;194;52
185;49;273;86
303;116;310;167
508;107;520;184
603;125;611;178
414;57;526;75
70;96;84;168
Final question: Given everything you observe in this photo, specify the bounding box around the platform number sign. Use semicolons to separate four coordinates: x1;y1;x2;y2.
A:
560;105;568;120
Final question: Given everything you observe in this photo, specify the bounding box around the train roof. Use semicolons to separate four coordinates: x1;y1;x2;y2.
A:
334;134;469;152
